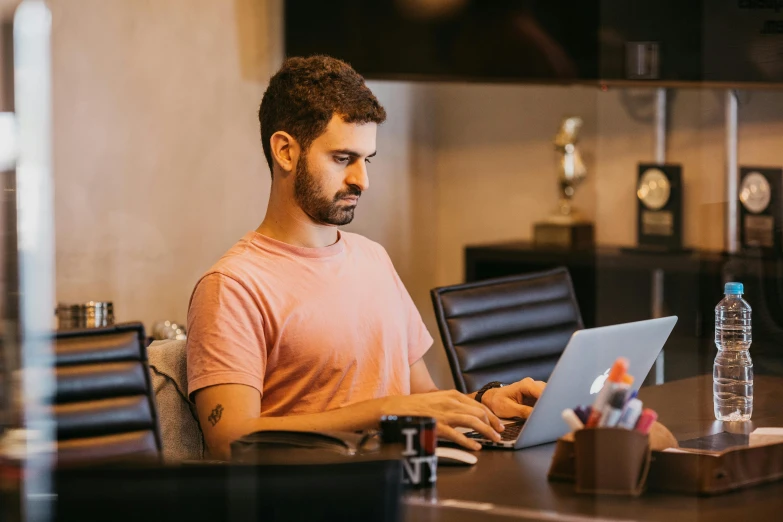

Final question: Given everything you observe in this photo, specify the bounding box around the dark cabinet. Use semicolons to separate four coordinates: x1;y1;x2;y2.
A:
702;1;783;84
600;0;783;84
286;0;783;86
599;0;703;82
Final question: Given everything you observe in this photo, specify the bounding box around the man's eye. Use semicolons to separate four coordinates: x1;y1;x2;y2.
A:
335;156;350;163
365;158;372;164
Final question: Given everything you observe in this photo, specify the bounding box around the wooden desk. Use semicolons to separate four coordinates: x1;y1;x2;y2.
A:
404;375;783;521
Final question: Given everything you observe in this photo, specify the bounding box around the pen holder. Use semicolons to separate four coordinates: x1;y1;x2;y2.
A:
548;428;651;496
575;428;651;496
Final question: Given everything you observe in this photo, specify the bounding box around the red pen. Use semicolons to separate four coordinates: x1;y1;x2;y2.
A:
585;408;601;428
634;408;658;434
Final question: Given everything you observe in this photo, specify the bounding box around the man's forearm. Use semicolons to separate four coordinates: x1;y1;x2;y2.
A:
246;397;391;431
208;396;392;460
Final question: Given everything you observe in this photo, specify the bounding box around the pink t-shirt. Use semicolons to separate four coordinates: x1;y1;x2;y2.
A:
186;231;433;416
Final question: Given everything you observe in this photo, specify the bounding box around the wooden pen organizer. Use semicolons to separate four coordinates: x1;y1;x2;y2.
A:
549;427;783;496
548;428;651;496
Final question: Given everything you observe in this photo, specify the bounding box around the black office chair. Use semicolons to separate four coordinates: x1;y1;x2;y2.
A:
54;322;162;466
431;267;584;393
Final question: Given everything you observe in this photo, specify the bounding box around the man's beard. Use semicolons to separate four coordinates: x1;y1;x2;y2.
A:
294;153;361;226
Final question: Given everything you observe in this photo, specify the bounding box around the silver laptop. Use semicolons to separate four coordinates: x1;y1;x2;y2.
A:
462;316;678;450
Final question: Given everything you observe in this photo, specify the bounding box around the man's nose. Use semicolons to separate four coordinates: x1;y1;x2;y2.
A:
345;161;369;192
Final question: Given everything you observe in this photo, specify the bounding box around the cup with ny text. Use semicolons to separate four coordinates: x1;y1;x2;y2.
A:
380;415;437;488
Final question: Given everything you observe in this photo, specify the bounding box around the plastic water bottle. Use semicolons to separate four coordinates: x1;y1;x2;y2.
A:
713;282;753;421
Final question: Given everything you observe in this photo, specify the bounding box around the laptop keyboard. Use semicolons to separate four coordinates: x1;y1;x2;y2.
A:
465;419;526;442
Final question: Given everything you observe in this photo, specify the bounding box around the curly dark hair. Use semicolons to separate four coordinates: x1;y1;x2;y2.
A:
258;55;387;175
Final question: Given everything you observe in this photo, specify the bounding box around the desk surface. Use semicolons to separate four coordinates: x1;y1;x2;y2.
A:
405;375;783;522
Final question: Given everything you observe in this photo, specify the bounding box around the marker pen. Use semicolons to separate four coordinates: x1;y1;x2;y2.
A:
616;398;643;430
598;389;627;427
634;408;658;434
620;374;635;404
587;357;629;427
573;406;590;425
561;409;585;431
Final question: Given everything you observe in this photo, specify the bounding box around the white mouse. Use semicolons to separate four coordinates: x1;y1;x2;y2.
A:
435;446;478;466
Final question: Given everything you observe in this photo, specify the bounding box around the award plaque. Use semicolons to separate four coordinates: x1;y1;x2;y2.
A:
739;166;782;253
636;164;683;251
533;117;595;249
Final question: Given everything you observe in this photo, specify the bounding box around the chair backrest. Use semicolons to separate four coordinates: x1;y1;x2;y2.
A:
147;339;205;462
54;322;162;466
431;267;583;393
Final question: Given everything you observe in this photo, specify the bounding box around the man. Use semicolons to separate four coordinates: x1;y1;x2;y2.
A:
187;55;545;460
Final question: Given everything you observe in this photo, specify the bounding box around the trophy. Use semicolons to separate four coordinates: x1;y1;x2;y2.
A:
636;164;684;251
533;117;595;249
739;166;783;253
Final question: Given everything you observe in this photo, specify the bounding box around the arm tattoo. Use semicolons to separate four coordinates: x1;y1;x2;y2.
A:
208;404;224;426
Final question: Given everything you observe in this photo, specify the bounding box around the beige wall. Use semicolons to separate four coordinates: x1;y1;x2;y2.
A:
50;1;783;390
430;83;599;286
52;0;278;328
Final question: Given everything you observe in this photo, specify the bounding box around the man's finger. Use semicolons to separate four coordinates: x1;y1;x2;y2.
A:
470;401;504;432
513;378;546;399
463;404;505;433
478;399;502;423
449;413;501;442
454;391;503;429
438;424;481;451
502;401;534;419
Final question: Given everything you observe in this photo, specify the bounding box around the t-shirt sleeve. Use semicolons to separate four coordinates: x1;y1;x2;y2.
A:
186;272;266;400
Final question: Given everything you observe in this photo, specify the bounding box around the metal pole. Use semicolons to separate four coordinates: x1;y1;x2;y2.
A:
652;88;666;385
654;88;666;164
726;90;739;254
651;268;665;385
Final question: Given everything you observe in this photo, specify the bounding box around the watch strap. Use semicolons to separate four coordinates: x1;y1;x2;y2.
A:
475;381;504;405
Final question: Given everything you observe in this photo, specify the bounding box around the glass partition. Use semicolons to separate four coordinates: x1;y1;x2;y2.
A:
0;0;779;520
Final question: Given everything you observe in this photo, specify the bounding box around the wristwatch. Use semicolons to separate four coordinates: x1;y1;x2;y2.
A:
475;381;505;405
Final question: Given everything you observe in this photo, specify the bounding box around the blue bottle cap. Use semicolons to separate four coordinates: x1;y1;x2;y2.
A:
724;282;744;295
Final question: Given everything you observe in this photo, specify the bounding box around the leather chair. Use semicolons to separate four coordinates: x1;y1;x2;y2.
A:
431;267;583;393
54;322;162;466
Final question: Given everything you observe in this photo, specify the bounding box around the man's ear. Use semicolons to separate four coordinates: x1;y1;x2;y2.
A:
269;131;299;174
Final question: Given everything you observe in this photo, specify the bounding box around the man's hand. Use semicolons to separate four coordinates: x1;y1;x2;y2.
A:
195;384;507;459
382;390;504;451
480;378;546;419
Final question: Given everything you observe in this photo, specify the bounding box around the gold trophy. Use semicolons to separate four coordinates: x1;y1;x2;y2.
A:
533;117;595;248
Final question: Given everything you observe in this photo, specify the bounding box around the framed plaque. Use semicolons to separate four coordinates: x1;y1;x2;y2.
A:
739;167;782;254
636;164;683;251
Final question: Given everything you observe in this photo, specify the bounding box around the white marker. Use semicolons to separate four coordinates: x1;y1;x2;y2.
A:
561;408;584;431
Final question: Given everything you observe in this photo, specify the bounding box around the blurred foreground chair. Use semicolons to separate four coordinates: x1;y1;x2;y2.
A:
147;338;204;461
431;267;583;393
54;322;162;465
